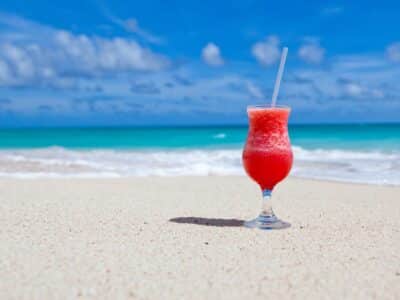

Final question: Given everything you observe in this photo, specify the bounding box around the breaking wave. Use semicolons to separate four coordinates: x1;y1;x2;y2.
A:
0;146;399;185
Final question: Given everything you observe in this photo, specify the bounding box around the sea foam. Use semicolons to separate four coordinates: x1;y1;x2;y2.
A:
0;146;399;185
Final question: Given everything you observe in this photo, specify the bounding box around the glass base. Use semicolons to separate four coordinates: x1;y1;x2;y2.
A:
244;214;291;230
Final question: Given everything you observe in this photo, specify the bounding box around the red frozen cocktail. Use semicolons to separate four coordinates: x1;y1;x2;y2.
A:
242;105;293;229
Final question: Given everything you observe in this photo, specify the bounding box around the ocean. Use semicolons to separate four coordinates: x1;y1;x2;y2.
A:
0;124;399;185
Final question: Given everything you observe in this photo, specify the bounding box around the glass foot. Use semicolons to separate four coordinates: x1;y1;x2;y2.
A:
244;214;291;230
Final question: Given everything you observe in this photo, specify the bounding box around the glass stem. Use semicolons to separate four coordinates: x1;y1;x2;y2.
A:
244;188;289;229
260;189;275;218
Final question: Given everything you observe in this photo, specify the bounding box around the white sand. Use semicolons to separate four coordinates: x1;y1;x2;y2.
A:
0;177;399;299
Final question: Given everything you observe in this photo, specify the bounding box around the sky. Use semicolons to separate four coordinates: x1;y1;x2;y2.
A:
0;0;400;127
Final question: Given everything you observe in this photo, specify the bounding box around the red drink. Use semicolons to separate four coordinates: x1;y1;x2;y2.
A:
243;106;293;190
242;105;292;230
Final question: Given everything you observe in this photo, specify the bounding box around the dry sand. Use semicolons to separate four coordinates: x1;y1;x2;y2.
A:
0;177;399;300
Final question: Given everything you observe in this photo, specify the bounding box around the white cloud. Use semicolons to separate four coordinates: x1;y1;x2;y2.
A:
0;14;170;87
287;53;399;102
386;42;400;62
298;40;325;64
251;35;280;66
97;4;164;45
344;83;362;97
246;81;264;99
114;17;163;45
54;30;168;72
201;43;224;66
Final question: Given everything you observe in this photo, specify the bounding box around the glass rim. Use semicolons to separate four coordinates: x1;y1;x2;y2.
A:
247;104;290;110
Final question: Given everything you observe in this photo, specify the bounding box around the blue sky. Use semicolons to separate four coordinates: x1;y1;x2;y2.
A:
0;0;400;126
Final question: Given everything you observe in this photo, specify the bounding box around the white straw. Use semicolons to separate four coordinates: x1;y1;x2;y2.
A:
271;47;288;107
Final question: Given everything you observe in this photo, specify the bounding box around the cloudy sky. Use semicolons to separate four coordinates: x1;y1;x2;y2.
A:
0;0;400;126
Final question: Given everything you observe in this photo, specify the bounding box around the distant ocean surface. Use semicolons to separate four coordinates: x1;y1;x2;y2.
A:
0;124;399;185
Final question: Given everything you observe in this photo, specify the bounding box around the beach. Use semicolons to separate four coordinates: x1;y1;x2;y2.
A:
1;176;399;300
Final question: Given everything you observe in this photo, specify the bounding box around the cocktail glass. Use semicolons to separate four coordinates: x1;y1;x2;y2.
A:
242;105;293;230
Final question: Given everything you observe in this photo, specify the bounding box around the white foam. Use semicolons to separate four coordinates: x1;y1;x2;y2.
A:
0;146;399;185
213;133;227;139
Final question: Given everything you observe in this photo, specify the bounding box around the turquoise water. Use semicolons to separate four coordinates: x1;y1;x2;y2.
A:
0;124;399;184
0;124;399;151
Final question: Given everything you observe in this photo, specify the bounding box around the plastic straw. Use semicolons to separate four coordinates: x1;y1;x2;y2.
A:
271;47;288;107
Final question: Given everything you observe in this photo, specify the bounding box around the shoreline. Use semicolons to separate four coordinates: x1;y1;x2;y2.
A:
0;174;399;188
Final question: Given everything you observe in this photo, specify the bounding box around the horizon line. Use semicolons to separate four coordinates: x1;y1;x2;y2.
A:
0;121;400;130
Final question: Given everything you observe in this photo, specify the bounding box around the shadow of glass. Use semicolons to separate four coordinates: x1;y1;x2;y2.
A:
169;217;244;227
